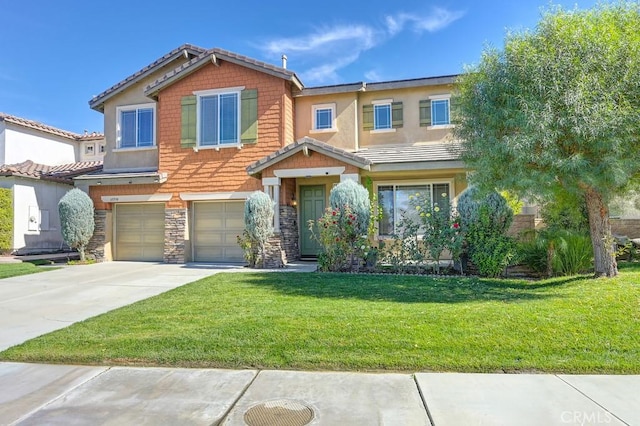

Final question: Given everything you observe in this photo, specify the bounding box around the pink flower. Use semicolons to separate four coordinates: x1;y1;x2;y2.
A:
453;223;460;229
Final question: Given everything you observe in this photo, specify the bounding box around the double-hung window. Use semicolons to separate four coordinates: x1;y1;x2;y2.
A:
377;182;451;236
374;103;391;130
197;89;240;147
117;103;155;148
312;103;336;132
431;99;450;126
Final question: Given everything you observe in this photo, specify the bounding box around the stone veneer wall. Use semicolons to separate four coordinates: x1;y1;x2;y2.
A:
86;210;107;262
507;214;535;238
611;219;640;239
261;235;287;268
279;205;299;261
164;208;186;263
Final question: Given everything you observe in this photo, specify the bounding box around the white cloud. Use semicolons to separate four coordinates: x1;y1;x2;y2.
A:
364;70;382;82
385;8;465;35
259;7;464;84
263;25;376;56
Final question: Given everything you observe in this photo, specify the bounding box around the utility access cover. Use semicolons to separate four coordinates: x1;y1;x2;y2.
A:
244;399;315;426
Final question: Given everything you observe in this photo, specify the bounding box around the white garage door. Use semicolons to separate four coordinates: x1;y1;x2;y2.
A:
193;201;245;262
115;203;164;261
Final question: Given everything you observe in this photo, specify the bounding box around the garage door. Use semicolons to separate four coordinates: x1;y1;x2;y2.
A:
193;201;245;262
115;203;164;261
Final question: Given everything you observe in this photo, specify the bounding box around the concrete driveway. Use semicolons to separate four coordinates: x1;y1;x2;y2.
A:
0;262;242;351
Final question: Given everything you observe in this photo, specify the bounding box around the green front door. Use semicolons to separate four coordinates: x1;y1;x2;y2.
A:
300;185;326;257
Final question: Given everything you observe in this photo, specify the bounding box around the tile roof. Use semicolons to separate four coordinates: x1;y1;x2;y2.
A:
0;113;103;141
89;43;207;111
0;160;103;184
247;137;372;176
295;75;459;97
354;143;462;164
145;47;303;96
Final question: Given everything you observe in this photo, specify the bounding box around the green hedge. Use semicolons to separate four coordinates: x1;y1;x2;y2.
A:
0;188;13;253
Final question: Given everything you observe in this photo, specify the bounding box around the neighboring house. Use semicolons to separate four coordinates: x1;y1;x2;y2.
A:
0;114;104;253
77;44;465;263
0;160;102;253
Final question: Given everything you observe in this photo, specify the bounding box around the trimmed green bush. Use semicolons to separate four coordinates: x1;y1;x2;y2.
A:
329;179;370;236
0;188;12;253
244;191;274;268
58;188;94;261
458;187;517;277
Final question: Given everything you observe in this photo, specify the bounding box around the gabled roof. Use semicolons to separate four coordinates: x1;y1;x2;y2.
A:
247;137;372;176
0;160;103;184
294;75;458;97
0;113;104;141
145;47;303;97
89;44;207;111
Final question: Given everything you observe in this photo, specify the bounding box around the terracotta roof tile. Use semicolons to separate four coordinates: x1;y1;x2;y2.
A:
354;143;462;164
0;113;104;141
0;160;103;184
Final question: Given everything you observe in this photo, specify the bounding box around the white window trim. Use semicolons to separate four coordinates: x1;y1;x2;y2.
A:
428;95;452;129
113;146;157;153
310;103;337;133
116;102;156;149
84;143;95;155
374;178;455;238
195;87;244;148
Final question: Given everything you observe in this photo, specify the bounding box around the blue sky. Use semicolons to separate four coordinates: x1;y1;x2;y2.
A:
0;0;598;134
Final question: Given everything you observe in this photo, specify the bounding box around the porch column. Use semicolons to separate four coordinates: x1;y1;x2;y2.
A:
262;177;281;233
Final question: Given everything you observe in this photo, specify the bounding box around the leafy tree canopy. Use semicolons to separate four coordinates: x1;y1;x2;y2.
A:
455;1;640;277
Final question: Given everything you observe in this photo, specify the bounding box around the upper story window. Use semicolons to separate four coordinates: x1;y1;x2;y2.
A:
312;103;336;132
180;87;257;149
363;100;403;132
198;89;240;147
116;103;155;148
374;103;391;130
420;95;452;128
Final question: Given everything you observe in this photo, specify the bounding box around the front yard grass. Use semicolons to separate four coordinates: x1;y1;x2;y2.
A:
1;263;638;373
0;262;49;279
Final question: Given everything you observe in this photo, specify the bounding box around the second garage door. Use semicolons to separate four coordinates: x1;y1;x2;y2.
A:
193;201;245;262
115;203;165;261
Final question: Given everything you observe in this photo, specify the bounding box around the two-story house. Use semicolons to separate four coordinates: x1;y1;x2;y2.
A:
0;113;105;253
77;44;465;263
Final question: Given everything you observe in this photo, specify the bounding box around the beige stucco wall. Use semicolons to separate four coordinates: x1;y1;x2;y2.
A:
102;61;188;172
358;84;454;148
294;93;357;151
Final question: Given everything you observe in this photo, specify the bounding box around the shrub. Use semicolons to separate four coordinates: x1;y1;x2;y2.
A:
458;188;517;277
0;188;12;253
539;191;589;233
520;229;593;276
243;191;274;268
58;188;94;261
310;181;373;272
329;179;370;236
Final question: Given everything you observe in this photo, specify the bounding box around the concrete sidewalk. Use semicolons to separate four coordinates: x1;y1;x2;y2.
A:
0;363;637;425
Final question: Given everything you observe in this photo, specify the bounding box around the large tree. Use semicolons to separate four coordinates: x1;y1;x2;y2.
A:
455;1;640;277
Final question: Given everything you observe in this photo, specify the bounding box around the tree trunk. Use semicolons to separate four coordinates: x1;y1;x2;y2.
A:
583;187;617;277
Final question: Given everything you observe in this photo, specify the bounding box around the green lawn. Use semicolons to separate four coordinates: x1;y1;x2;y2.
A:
0;262;49;279
2;264;639;373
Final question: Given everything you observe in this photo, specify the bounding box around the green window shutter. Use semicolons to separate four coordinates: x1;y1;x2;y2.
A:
419;100;431;127
391;102;403;128
241;89;258;144
180;95;197;148
362;104;374;131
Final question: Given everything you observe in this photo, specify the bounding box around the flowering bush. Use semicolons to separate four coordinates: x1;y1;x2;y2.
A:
309;205;374;272
409;192;463;273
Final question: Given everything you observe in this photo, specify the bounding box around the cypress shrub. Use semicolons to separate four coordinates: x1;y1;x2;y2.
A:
58;188;95;261
0;188;13;253
244;191;274;268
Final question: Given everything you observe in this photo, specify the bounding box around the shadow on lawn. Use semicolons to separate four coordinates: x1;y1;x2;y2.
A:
240;273;583;304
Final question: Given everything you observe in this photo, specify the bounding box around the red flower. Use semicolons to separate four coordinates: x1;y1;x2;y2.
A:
453;223;460;229
332;211;337;216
